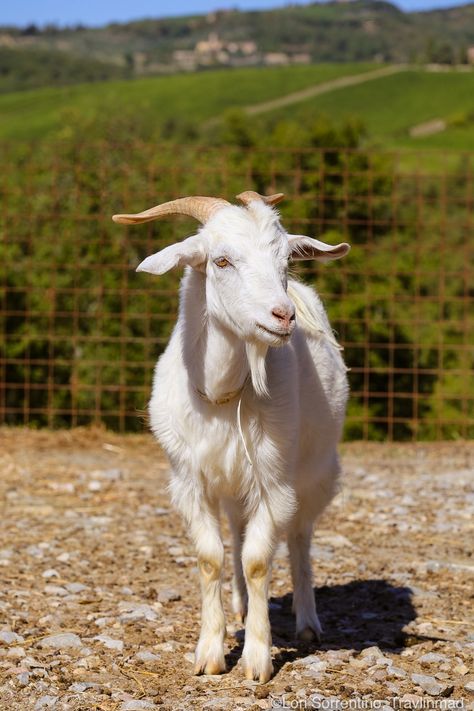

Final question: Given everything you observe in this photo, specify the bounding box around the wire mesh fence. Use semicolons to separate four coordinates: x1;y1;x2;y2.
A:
0;142;473;439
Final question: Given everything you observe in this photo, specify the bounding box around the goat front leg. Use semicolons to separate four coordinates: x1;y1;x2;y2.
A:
188;500;226;675
241;505;277;683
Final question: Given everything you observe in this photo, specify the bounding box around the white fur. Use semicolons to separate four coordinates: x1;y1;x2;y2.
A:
140;200;350;682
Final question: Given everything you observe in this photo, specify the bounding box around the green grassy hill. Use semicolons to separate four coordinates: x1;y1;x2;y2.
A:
266;68;474;150
2;62;474;150
0;48;130;93
0;63;376;141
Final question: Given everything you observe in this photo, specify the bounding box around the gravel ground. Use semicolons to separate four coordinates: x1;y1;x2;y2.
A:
0;427;473;711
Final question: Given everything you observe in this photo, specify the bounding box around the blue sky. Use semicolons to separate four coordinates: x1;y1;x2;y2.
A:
0;0;468;27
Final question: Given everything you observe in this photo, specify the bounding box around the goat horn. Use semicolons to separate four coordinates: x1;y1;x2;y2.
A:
236;191;285;207
112;196;230;225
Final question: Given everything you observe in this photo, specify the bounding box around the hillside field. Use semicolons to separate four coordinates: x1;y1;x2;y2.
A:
2;63;474;149
0;63;375;141
269;67;474;150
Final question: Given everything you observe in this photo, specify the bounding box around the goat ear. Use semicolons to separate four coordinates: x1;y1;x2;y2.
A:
136;234;206;275
287;234;350;263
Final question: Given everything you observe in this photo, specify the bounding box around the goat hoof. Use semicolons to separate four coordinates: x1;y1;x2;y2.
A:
235;610;247;625
194;641;226;676
194;658;226;675
244;665;273;683
296;625;321;643
232;589;248;625
242;648;273;683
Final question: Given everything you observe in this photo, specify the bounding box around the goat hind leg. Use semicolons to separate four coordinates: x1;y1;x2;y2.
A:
225;500;247;623
287;518;322;642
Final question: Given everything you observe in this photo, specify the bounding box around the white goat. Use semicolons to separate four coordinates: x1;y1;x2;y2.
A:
113;191;350;682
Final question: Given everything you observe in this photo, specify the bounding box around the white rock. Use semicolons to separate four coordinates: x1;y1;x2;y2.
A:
120;701;156;710
419;652;449;666
316;532;353;548
174;555;195;566
304;660;327;675
157;589;181;603
8;646;26;658
139;545;154;557
412;673;451;696
42;569;59;579
26;545;44;558
65;582;88;594
118;602;159;622
43;585;68;596
168;546;184;556
295;654;327;674
69;681;99;692
360;646;384;658
17;671;30;686
0;630;24;645
375;657;393;667
135;650;160;662
154;641;178;652
39;633;83;650
388;666;407;678
23;655;45;668
295;654;320;666
202;699;235;710
94;634;124;652
94;617;113;627
48;481;75;493
34;696;58;710
56;552;70;563
91;468;122;481
83;515;112;529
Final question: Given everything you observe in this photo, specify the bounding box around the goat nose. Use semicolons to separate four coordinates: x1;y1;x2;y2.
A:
272;305;296;330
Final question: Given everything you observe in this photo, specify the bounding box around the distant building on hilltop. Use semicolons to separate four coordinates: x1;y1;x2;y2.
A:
264;52;290;66
173;50;197;71
172;30;309;72
196;32;223;55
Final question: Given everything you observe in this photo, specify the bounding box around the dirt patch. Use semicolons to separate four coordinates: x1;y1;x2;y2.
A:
410;119;446;138
0;428;473;710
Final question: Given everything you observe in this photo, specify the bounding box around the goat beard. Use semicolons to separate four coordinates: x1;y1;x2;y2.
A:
245;341;269;398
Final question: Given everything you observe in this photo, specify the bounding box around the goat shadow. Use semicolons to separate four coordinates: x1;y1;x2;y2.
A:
226;579;417;673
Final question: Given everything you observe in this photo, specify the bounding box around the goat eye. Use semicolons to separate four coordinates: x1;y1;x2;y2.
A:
214;257;231;268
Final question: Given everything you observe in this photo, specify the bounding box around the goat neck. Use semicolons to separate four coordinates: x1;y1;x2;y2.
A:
180;268;249;405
